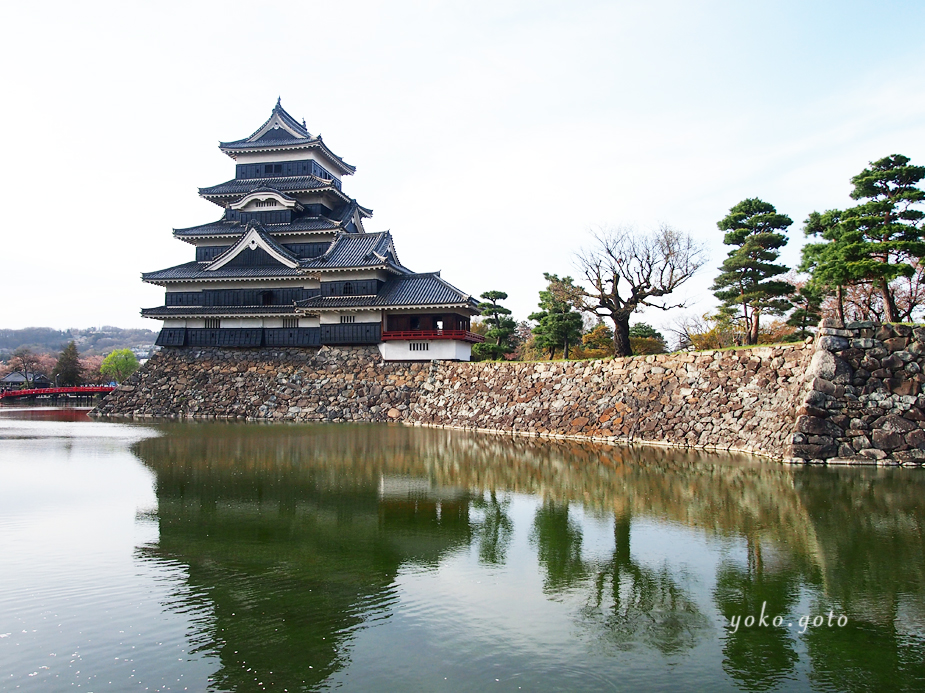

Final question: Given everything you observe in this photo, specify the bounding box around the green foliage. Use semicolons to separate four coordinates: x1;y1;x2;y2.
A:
52;341;82;386
472;291;517;361
786;285;824;339
529;274;584;359
580;323;615;358
100;349;139;383
838;154;925;321
801;155;925;323
712;198;794;344
627;323;667;354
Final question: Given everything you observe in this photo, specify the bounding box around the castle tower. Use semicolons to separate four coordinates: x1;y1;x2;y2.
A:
142;101;482;360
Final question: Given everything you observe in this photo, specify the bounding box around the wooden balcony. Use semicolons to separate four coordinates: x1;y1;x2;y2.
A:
381;330;485;343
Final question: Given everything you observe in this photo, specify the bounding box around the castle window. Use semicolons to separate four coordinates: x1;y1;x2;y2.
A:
340;315;355;324
205;318;220;329
409;342;429;352
343;282;354;295
255;199;277;208
283;318;298;328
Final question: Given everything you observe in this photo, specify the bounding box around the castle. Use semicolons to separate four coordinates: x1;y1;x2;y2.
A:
142;100;482;361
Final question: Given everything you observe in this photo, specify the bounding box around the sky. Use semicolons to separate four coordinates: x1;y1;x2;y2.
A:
2;0;924;337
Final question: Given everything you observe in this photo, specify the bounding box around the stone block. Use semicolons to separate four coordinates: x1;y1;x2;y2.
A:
907;429;925;449
872;429;904;450
791;443;838;459
851;338;875;349
859;448;888;460
818;336;849;351
885;378;918;397
876;325;895;341
884;337;910;352
811;377;838;396
796;415;843;437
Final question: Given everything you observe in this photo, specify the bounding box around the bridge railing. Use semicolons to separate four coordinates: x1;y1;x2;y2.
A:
0;386;115;400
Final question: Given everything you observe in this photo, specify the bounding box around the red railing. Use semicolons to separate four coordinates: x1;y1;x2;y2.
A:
381;330;485;343
0;386;115;400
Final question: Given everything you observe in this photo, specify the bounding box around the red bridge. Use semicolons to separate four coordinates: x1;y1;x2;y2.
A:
0;386;115;401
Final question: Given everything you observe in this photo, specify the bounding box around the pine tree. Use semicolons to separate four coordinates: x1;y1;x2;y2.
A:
712;198;794;345
838;154;925;322
472;291;517;361
786;285;824;339
53;341;82;386
529;274;584;360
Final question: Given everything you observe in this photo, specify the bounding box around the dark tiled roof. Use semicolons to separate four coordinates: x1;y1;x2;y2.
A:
142;261;306;283
199;176;333;198
220;100;311;145
206;221;299;268
173;217;341;238
218;101;356;174
300;232;407;272
141;306;298;318
296;273;479;310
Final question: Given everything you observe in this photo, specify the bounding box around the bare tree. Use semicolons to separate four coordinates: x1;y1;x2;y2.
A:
574;225;706;356
12;347;40;387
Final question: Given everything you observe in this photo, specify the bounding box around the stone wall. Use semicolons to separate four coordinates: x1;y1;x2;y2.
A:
94;341;815;461
94;346;430;422
91;323;925;465
789;320;925;465
410;343;814;458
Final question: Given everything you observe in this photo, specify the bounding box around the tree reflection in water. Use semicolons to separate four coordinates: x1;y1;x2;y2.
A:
579;512;711;656
130;422;925;691
471;491;514;566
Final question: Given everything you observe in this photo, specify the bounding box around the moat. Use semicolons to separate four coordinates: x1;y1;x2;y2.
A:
1;408;923;691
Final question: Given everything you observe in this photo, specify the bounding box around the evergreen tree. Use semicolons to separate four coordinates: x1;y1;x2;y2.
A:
838;154;925;322
53;341;82;386
472;291;516;361
800;209;856;324
712;198;794;345
786;285;824;339
529;274;584;360
628;322;667;354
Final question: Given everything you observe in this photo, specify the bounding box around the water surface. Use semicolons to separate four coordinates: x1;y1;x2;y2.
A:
1;408;923;691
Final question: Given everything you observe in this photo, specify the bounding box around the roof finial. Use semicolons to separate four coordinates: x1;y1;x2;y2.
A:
302;118;306;130
276;96;281;108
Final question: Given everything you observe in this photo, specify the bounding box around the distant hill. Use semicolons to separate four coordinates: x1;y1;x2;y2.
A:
0;327;157;357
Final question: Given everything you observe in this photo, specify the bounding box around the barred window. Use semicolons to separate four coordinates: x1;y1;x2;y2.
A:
409;341;429;352
283;318;298;328
204;318;220;329
340;315;356;324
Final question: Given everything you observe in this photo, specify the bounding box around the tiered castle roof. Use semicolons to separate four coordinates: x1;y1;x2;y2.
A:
140;100;480;352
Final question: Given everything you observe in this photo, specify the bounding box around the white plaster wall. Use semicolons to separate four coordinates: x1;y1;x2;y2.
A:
186;319;206;328
377;340;472;362
263;318;284;328
320;311;381;324
163;319;186;327
299;316;320;327
220;318;264;328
